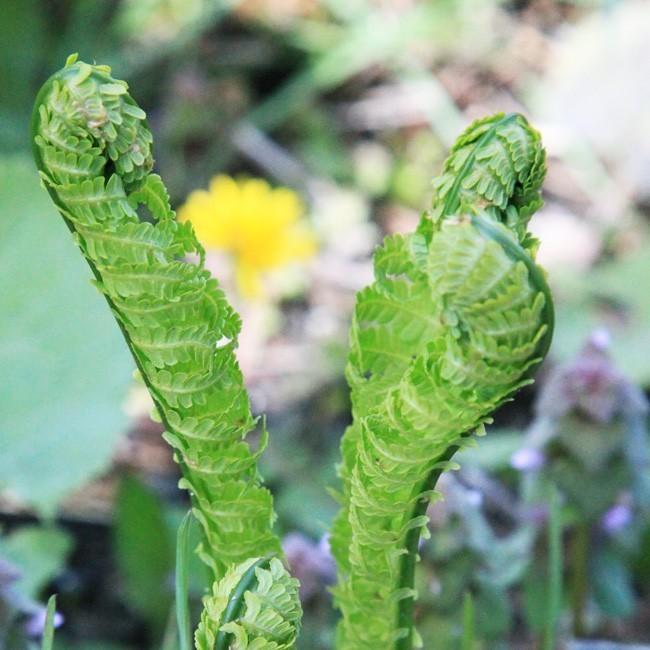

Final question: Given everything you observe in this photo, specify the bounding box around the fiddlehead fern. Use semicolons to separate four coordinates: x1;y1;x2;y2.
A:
32;55;552;649
330;113;553;649
196;557;302;650
31;55;301;645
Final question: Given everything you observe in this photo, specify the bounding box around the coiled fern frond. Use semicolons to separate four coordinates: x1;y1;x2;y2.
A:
330;113;553;649
31;55;301;646
32;55;553;650
196;557;302;650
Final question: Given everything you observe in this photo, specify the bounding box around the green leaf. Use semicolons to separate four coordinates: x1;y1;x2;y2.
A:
175;511;193;650
0;525;72;600
41;595;57;650
551;246;650;384
592;548;635;619
331;113;550;649
0;0;46;150
114;476;174;630
474;584;511;640
32;59;283;582
543;488;563;650
0;155;133;514
461;592;475;650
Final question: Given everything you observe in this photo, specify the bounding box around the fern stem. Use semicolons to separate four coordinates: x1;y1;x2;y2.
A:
543;487;563;650
395;442;463;650
570;522;589;637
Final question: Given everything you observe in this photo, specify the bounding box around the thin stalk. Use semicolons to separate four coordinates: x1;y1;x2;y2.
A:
215;556;272;650
461;592;475;650
543;487;563;650
394;443;461;650
41;595;57;650
176;511;194;650
570;522;589;637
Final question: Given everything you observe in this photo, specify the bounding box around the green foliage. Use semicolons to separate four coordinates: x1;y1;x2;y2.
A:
330;113;552;649
543;488;563;650
31;56;298;647
114;476;174;631
196;557;302;650
0;0;46;149
0;526;72;600
461;593;475;650
591;548;635;619
32;55;281;579
41;595;57;650
176;511;194;650
553;247;650;385
0;155;133;514
32;57;553;649
516;340;650;631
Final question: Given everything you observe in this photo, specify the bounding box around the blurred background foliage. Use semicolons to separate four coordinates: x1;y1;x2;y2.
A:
1;0;650;648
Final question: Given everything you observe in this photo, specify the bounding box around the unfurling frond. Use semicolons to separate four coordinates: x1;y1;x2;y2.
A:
196;557;302;650
331;113;553;649
33;58;553;650
32;56;293;648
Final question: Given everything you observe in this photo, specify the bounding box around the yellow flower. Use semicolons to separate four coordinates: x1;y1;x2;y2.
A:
178;175;316;297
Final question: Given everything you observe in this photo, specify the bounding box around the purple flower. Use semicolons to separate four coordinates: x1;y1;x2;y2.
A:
524;503;549;526
588;327;611;352
601;501;633;535
24;607;64;637
511;447;545;472
282;532;335;601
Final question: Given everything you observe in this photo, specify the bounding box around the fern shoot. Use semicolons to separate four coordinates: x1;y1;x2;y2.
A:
31;55;301;648
32;55;553;650
330;113;552;649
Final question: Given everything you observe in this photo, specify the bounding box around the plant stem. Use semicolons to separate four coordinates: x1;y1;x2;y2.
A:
176;511;194;650
394;442;462;650
571;522;589;637
41;595;57;650
543;487;563;650
461;592;475;650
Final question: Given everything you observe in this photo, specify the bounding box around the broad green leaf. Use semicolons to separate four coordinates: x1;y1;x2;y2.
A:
114;476;174;631
592;548;635;619
0;526;72;600
0;155;134;514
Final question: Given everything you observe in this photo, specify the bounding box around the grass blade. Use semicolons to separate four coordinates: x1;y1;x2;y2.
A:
176;511;193;650
461;591;474;650
41;594;57;650
543;487;563;650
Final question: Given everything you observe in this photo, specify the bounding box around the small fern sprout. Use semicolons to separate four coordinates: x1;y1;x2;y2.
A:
196;557;302;650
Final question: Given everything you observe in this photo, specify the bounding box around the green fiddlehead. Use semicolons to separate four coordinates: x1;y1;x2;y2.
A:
196;557;302;650
31;55;301;646
32;54;552;650
330;113;552;649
